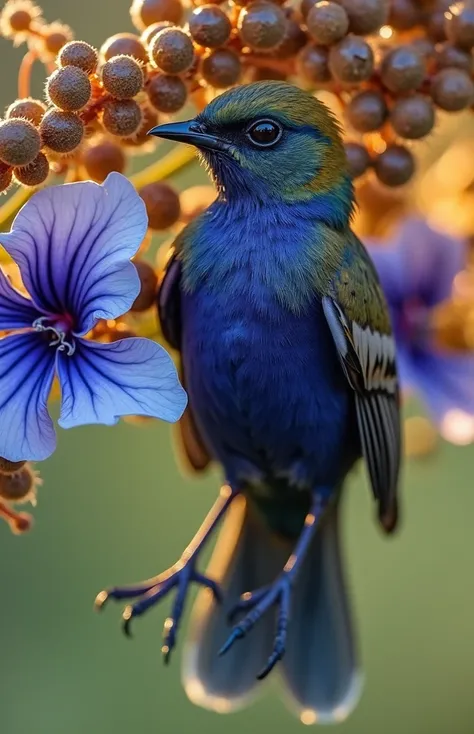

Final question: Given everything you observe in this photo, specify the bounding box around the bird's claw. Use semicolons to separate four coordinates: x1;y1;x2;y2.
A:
220;574;292;679
96;562;222;661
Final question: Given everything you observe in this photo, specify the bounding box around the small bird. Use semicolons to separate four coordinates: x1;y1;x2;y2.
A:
97;81;401;723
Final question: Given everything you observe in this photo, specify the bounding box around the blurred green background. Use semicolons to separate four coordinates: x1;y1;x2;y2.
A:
2;2;474;733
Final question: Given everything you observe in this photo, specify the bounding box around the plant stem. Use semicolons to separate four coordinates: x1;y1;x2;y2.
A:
0;187;32;230
130;145;196;189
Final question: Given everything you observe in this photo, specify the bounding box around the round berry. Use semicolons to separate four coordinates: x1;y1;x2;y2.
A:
345;142;371;179
40;110;84;153
346;90;387;132
58;40;98;73
139;182;181;230
100;33;149;64
149;27;195;73
102;99;143;137
123;105;158;148
390;95;435;139
374;144;415;187
130;0;183;29
13;152;49;186
101;55;144;100
0;118;41;167
436;42;473;73
46;66;92;111
141;21;173;47
388;0;421;31
147;73;187;112
431;67;474;111
445;4;474;50
189;5;232;48
83;140;126;182
334;0;388;35
131;260;159;312
6;97;46;126
238;2;287;51
328;34;373;84
380;45;424;93
306;2;349;46
201;48;241;87
276;18;307;59
297;44;331;83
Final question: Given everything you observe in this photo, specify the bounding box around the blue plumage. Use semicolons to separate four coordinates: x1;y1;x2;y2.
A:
98;81;401;723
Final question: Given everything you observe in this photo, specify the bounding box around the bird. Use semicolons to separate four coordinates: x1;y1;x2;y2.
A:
96;81;401;724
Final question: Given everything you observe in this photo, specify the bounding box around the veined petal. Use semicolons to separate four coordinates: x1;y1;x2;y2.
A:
0;268;41;330
57;337;187;429
0;333;56;461
0;172;147;334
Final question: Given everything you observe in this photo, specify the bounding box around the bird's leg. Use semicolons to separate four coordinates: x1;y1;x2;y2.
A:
220;490;330;680
95;484;237;661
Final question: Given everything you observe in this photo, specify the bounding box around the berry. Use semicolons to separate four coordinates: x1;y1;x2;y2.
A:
390;95;435;139
306;2;349;46
139;182;181;230
431;67;474;111
297;44;331;83
445;4;474;50
0;118;41;167
238;1;287;51
345;90;387;132
101;55;144;100
189;5;232;48
380;45;425;93
40;110;84;153
201;48;241;87
13;152;49;186
345;142;371;178
6;97;46;126
388;0;421;31
101;99;143;137
83;140;126;182
147;73;187;113
100;33;149;64
58;40;98;73
328;34;373;84
141;21;173;47
131;260;159;312
374;144;415;187
123;105;158;147
0;162;12;193
334;0;388;35
130;0;183;29
435;42;473;73
149;27;195;74
46;66;91;112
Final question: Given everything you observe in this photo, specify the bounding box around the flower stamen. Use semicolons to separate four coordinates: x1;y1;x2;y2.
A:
33;315;76;356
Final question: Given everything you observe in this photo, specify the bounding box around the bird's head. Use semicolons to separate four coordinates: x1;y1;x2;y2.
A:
149;81;353;214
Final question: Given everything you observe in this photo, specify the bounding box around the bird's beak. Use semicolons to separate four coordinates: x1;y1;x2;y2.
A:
148;120;230;152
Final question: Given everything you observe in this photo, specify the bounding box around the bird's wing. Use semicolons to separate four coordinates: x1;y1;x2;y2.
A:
322;232;401;532
158;249;212;473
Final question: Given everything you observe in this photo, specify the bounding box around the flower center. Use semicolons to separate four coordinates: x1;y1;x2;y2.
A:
33;315;76;356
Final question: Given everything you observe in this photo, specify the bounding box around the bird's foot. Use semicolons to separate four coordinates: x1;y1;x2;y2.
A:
95;560;222;662
219;573;292;679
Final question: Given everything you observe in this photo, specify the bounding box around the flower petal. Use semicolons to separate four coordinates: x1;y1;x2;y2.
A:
0;268;41;329
0;172;147;333
0;333;56;461
365;217;467;307
57;337;187;429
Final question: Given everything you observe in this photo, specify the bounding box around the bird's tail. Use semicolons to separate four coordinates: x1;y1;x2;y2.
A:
182;495;362;722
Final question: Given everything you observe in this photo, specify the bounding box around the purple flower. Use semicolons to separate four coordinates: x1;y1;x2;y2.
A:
366;217;474;445
0;172;187;462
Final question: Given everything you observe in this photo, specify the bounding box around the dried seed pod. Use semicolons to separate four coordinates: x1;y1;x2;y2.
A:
374;144;415;187
390;95;435;139
328;34;373;84
306;1;349;46
333;0;388;35
139;181;181;230
0;118;41;167
435;42;473;73
130;0;184;29
1;2;36;34
345;90;387;132
58;40;99;73
6;97;46;125
83;139;126;182
147;73;187;113
101;55;144;100
101;99;143;137
201;48;242;87
0;161;12;193
238;1;287;51
344;142;371;178
380;45;424;93
189;5;232;48
100;33;149;64
297;44;331;83
149;27;195;74
141;21;173;47
0;463;37;503
445;4;474;50
131;260;159;312
40;109;84;153
430;67;474;110
0;457;26;474
46;66;92;111
13;151;49;186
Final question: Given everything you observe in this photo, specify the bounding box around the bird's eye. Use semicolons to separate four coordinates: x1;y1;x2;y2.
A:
246;119;282;148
